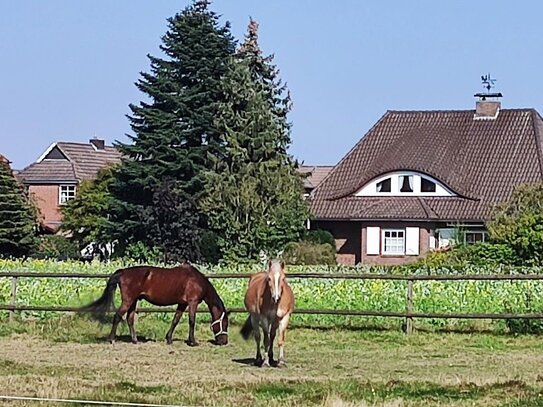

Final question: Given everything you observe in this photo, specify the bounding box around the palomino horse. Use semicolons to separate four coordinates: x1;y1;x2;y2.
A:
241;259;294;367
82;264;229;346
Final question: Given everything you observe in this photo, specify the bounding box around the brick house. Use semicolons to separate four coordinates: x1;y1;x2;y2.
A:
310;97;543;265
18;139;121;232
299;165;334;196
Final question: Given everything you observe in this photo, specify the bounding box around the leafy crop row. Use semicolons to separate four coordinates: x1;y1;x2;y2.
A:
1;259;543;332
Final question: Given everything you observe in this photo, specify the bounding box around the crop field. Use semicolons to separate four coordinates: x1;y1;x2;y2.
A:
1;316;543;406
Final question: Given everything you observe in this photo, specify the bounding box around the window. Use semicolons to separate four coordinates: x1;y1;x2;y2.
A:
382;229;405;255
59;185;76;204
464;231;486;244
421;177;436;193
376;177;391;192
399;175;413;193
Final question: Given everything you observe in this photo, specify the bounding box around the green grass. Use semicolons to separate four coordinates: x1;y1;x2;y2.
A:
1;316;543;406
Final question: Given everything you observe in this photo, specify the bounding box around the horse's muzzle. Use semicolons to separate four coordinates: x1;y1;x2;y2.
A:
215;335;228;346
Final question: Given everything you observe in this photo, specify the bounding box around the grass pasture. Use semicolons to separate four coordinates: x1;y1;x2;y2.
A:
1;316;543;406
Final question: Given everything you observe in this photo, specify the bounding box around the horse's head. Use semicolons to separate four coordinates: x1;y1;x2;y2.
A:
211;310;229;345
267;259;286;303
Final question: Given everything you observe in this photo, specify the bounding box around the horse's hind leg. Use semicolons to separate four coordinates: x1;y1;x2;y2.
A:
166;304;187;345
186;302;199;347
108;301;131;344
126;301;138;344
277;314;291;367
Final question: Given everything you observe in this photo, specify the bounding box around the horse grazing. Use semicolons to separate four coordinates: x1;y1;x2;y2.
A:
82;264;229;346
240;259;294;367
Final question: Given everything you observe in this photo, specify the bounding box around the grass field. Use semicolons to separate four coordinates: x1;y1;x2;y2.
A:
1;315;543;406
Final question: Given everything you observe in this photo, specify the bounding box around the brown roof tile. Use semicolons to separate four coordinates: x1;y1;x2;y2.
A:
299;165;334;189
19;141;121;183
312;108;543;221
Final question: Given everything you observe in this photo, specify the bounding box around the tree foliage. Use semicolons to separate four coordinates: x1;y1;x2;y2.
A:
107;0;236;260
60;166;116;250
0;157;36;257
487;183;543;265
202;19;309;262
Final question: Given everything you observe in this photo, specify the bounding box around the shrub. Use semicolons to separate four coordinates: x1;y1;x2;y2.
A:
305;229;336;247
32;235;80;260
123;242;164;264
282;241;336;265
200;231;221;264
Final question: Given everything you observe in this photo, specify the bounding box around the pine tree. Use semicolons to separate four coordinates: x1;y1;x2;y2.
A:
202;20;309;261
0;156;36;257
108;0;235;260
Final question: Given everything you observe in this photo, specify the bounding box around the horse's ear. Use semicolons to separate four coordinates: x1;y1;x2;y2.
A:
267;259;272;269
280;260;285;269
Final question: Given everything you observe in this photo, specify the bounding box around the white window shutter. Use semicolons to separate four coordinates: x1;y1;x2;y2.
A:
429;230;436;249
405;227;420;255
366;227;380;255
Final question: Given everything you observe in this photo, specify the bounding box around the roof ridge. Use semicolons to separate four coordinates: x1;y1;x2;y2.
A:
386;107;534;114
311;111;392;198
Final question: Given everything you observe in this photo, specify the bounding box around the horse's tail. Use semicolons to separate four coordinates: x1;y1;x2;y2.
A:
80;270;122;322
240;316;253;340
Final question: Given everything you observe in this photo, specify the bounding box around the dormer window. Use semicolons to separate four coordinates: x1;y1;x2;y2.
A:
421;177;436;193
356;171;454;197
399;175;413;193
376;178;391;192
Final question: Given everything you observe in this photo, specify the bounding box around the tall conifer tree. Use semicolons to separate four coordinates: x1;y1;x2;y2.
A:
109;0;235;261
0;156;36;257
202;19;309;261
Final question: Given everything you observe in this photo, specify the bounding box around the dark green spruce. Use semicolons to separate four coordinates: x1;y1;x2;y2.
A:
0;156;36;257
108;0;236;262
202;19;309;262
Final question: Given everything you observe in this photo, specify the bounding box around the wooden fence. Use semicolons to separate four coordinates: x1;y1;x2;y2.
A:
2;271;543;334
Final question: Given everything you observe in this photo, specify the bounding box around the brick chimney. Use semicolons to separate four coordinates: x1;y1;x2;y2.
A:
474;99;501;120
474;73;502;120
90;138;105;150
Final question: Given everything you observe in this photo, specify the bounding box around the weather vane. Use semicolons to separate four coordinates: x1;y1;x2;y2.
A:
481;73;496;94
474;73;502;100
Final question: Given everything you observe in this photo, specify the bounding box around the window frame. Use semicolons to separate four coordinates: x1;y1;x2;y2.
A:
59;184;77;205
381;228;405;256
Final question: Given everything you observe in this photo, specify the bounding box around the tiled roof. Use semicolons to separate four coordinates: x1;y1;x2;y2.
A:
19;141;121;183
299;165;334;189
311;108;543;221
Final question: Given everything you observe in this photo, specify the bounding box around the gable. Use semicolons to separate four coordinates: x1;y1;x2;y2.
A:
43;146;68;160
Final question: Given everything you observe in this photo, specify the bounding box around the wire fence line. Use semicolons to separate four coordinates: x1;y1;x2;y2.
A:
2;271;543;334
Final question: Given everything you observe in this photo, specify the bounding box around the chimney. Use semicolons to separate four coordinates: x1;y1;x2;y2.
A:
474;99;501;120
90;138;105;150
474;73;502;120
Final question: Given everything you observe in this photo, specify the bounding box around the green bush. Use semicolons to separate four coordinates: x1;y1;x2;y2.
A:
32;236;80;260
123;242;164;264
283;241;336;265
200;231;221;264
305;229;336;247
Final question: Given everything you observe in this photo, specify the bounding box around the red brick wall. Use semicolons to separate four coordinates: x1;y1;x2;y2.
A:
28;184;62;230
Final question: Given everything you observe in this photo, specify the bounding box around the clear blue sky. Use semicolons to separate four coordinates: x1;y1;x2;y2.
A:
2;1;543;169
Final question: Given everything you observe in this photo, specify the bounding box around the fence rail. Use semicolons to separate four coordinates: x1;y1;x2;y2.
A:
2;271;543;333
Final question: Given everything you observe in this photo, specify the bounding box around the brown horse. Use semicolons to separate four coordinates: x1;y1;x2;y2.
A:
82;264;229;346
240;259;294;367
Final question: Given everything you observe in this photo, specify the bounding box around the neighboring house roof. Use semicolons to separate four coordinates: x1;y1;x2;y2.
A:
311;107;543;221
18;140;122;183
299;165;334;190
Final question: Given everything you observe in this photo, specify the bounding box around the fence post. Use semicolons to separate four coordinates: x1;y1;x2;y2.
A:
405;279;414;335
9;276;17;323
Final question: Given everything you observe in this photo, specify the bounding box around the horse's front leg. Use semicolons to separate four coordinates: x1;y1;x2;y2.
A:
260;318;272;368
268;318;279;366
277;314;291;367
251;314;263;366
166;303;187;345
186;302;199;347
126;301;138;344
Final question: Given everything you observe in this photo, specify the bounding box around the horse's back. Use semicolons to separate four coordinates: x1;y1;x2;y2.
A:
118;264;207;306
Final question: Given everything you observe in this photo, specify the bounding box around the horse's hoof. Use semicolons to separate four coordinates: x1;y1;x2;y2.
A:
166;339;173;345
277;360;287;368
254;358;263;367
131;340;138;345
261;360;271;368
108;338;115;344
186;341;199;347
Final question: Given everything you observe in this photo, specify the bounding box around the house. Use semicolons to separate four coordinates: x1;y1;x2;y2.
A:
310;95;543;265
18;139;121;232
299;165;334;196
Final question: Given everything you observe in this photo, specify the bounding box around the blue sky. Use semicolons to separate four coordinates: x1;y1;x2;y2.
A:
2;1;543;169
